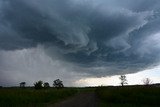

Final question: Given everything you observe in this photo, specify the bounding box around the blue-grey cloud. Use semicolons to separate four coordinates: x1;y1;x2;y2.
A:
0;0;160;86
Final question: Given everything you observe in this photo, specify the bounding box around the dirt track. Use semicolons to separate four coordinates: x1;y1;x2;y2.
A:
50;92;98;107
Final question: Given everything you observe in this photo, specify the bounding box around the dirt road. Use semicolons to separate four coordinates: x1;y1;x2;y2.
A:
50;92;98;107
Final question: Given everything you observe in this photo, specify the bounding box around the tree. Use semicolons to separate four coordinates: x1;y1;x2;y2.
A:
43;82;50;88
20;82;26;88
119;75;127;86
53;79;64;88
143;78;152;85
34;80;43;89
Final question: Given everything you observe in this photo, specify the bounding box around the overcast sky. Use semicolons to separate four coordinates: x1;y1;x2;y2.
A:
0;0;160;86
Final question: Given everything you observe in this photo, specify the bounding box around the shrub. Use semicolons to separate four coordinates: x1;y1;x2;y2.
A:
43;82;50;88
34;80;43;89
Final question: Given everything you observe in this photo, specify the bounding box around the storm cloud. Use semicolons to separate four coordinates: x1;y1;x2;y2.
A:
0;0;160;86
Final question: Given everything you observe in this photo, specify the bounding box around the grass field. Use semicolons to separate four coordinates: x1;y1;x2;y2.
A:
96;86;160;107
1;86;160;107
0;87;78;107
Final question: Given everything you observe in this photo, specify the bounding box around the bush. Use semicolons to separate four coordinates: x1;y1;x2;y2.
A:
34;80;43;89
44;82;50;88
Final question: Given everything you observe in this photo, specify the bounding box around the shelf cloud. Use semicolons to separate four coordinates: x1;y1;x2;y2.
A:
0;0;160;86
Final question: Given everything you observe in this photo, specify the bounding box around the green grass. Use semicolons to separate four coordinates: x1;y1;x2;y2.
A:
96;86;160;107
1;86;160;107
0;87;78;107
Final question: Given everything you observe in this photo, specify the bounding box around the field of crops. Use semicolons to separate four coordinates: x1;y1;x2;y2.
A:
0;87;78;107
96;86;160;107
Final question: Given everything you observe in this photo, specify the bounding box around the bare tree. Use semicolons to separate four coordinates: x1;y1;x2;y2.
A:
119;75;127;86
143;78;152;85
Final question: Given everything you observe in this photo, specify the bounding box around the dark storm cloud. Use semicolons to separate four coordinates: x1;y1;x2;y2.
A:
0;0;160;85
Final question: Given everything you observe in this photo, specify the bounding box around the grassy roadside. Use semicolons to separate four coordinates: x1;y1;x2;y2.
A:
1;86;160;107
0;87;78;107
96;86;160;107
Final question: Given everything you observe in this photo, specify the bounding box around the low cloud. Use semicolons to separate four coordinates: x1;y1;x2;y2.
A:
0;0;160;86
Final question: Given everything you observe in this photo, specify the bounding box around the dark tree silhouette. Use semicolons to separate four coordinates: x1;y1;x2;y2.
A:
34;80;43;89
20;82;26;88
53;79;64;88
44;82;50;88
119;75;127;86
143;78;152;85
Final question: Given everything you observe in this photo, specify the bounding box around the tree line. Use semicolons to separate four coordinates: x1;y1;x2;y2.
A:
19;79;64;89
18;76;153;89
119;75;153;86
